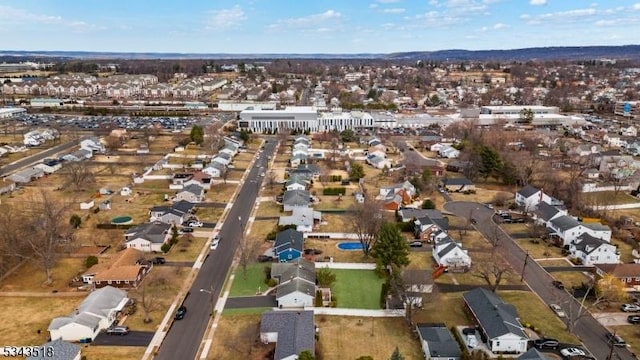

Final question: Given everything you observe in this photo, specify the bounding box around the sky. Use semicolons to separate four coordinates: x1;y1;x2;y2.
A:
1;0;639;54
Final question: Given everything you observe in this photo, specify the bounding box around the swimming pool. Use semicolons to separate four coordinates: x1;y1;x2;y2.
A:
337;241;363;251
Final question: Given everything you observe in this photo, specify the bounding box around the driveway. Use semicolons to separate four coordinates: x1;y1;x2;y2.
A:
91;331;154;346
224;295;277;309
594;312;635;326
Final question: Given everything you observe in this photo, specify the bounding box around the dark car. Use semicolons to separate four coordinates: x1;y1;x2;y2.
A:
180;227;194;233
552;280;565;289
533;338;559;349
409;241;423;248
152;257;166;264
512;218;526;223
627;315;640;324
175;306;187;320
106;326;129;335
470;218;477;224
462;328;476;335
607;332;626;347
257;255;274;262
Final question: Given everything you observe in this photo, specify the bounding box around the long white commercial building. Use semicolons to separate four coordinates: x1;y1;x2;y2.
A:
239;106;375;132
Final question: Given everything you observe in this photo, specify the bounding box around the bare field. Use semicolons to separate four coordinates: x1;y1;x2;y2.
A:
0;258;86;292
254;201;283;217
206;313;272;360
247;219;278;241
0;297;80;346
449;188;514;204
164;236;207;261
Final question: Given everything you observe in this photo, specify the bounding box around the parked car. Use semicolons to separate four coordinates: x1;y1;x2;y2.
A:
210;238;220;250
106;326;129;335
607;332;627;347
175;306;187;320
485;203;494;209
560;347;586;358
534;338;559;349
179;227;194;234
512;218;526;223
257;255;274;262
188;221;203;227
409;241;423;248
152;257;166;264
552;280;565;289
550;304;566;318
627;315;640;324
462;328;476;335
621;303;640;312
466;335;477;349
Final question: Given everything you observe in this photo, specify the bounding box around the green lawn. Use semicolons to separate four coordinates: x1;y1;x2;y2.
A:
331;269;385;309
221;307;272;315
229;263;270;296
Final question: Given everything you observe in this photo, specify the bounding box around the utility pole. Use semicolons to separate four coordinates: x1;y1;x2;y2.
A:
605;330;616;360
520;251;529;282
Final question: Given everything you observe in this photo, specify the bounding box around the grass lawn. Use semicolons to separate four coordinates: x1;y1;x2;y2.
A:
207;183;238;202
314;195;355;210
0;297;80;346
226;169;246;181
609;325;640;353
331;269;385;309
125;267;190;331
318;213;352;233
82;346;146;360
194;207;224;223
407;251;434;270
164;236;207;261
499;290;579;343
415;291;471;326
581;191;640;205
549;271;591;289
247;219;278;241
206;313;272;360
229;264;269;297
221;307;272;315
536;258;573;267
316;316;423;360
254;201;283;217
514;239;565;259
0;258;86;292
303;239;375;263
449;188;513;204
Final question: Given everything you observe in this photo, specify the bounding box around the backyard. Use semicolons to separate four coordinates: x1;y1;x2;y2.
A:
331;269;385;309
228;263;270;297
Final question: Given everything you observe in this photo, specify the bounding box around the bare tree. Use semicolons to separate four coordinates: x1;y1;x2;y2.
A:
204;121;224;153
388;267;436;326
137;273;165;323
62;161;96;191
237;237;261;280
348;197;384;258
472;254;512;292
266;170;278;189
104;135;123;154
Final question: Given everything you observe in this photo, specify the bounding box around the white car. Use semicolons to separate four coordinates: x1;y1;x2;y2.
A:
210;237;220;250
549;304;566;318
466;335;477;349
621;303;640;312
560;348;586;357
188;221;203;227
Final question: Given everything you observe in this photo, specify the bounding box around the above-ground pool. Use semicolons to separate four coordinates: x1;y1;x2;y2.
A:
337;241;363;251
111;216;133;225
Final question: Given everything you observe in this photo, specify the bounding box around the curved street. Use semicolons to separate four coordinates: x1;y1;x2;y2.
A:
444;201;636;360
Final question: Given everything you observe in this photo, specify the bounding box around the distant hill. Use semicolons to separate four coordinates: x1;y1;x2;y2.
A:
0;45;639;61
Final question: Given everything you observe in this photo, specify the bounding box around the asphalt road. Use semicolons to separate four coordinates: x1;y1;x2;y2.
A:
155;139;277;360
444;201;637;360
0;136;89;176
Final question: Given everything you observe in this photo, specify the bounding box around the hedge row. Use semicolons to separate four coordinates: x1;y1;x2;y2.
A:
323;187;346;195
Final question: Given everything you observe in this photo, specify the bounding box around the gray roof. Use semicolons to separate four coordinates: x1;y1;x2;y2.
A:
442;178;473;186
462;288;527;340
550;215;581;232
180;183;203;196
277;278;316;298
260;310;315;360
400;208;443;221
583;222;611;232
78;286;128;317
280;263;317;285
217;151;232;160
535;202;561;222
126;221;171;243
271;258;315;279
517;184;540;198
282;190;310;207
437;241;459;259
416;324;461;358
573;233;609;254
27;339;81;360
172;200;195;214
274;228;304;254
279;207;321;228
518;348;552;360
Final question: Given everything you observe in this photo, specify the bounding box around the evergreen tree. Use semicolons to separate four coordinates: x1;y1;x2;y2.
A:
372;222;410;271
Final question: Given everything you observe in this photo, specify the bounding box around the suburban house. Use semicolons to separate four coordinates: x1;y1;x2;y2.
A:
271;259;316;308
62;149;93;162
80;137;105;153
212;152;232;166
82;248;149;289
8;167;44;184
463;288;528;354
380;181;417;199
279;207;322;233
382;191;412;211
172;173;193;185
547;215;611;247
289;164;322;179
414;212;449;240
569;233;620;265
416;323;461;360
124;221;172;252
290;153;307;168
366;154;392;169
441;178;474;192
515;185;557;211
284;176;308;191
149;199;195;225
438;145;460;159
595;263;640;291
34;159;62;174
184;171;212;190
260;310;315;360
273;229;305;262
202;162;226;178
432;237;472;271
48;286;129;342
282;190;311;211
27;338;81;360
174;184;205;203
398;208;443;223
533;202;567;225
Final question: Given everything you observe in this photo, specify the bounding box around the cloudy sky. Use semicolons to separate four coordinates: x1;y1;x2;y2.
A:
1;0;639;54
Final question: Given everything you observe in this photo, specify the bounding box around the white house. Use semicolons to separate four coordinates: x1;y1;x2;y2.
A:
570;233;619;265
174;184;204;203
124;221;172;252
271;259;316;308
278;207;321;232
8;167;44;184
547;216;587;247
432;237;472;270
80;200;95;210
438;145;460;159
48;286;128;342
80;137;105;153
463;288;528;354
34;161;62;174
202;162;226;178
515;185;554;212
533;202;567;225
582;222;612;242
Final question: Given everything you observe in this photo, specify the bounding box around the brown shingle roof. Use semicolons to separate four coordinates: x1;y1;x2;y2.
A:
86;248;147;283
596;263;640;278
